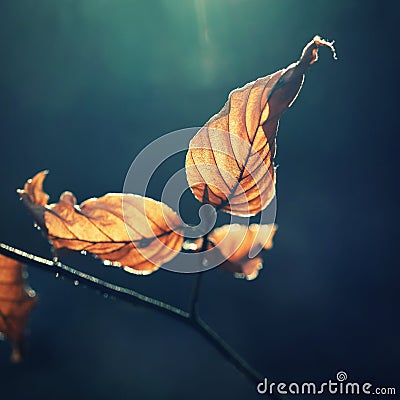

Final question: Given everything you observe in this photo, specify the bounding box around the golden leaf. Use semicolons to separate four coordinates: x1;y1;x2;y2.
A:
18;171;184;274
0;254;37;362
207;224;277;280
186;36;335;216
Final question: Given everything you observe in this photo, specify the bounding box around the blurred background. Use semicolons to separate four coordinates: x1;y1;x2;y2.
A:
0;0;398;399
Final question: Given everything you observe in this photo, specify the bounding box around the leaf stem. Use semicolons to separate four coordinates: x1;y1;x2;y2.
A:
0;242;284;400
189;232;209;318
189;273;202;318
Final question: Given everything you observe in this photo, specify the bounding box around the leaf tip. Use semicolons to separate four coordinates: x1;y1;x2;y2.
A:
300;35;337;67
18;170;50;207
59;191;77;206
313;35;337;60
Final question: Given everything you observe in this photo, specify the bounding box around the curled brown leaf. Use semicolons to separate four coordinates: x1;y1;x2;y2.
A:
0;254;37;362
207;224;277;280
186;36;335;216
18;171;184;274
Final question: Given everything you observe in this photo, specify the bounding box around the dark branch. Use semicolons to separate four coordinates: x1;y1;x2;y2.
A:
0;243;189;323
0;242;284;400
189;273;202;319
189;233;209;318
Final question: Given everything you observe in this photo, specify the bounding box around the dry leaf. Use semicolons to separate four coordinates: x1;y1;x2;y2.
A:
207;224;277;280
0;254;37;362
186;36;335;216
18;171;184;274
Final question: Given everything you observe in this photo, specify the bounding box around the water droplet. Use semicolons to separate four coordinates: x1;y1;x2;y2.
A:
202;258;209;267
103;293;109;299
73;280;79;286
183;241;198;251
103;260;112;266
33;223;41;231
55;273;59;278
80;250;87;256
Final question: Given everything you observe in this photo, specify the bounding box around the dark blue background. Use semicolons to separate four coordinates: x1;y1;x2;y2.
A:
0;1;398;399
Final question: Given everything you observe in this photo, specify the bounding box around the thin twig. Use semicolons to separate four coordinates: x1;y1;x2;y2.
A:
0;242;284;400
0;243;189;323
189;233;209;318
195;316;263;382
189;273;202;318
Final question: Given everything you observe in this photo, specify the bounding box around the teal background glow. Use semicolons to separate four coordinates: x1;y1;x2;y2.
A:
0;1;398;399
